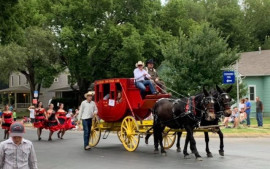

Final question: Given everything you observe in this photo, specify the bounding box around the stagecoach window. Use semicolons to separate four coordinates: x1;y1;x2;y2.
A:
248;85;256;101
103;84;110;99
116;83;122;91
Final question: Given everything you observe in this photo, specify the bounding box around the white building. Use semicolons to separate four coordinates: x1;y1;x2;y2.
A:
0;69;76;111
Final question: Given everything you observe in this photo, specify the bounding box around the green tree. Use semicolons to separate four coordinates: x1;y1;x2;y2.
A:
0;0;47;45
0;0;20;44
158;0;196;36
160;23;239;97
243;0;270;49
40;0;169;100
0;27;61;99
200;0;255;51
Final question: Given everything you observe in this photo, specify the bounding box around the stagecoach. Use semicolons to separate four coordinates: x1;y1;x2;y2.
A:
89;78;221;152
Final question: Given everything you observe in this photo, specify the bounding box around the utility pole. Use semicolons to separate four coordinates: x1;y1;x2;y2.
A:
236;60;240;108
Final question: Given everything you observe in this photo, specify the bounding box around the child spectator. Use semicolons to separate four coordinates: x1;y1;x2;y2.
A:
239;108;247;125
28;105;35;127
13;109;17;121
224;107;239;128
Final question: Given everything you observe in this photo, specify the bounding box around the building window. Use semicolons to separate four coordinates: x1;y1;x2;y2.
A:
248;85;256;101
18;75;21;85
11;76;14;87
54;78;59;82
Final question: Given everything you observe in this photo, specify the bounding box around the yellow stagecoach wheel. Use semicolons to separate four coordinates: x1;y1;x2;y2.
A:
120;116;140;152
89;115;101;147
163;131;176;149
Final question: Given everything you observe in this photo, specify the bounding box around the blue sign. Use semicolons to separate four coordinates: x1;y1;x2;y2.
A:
223;71;235;84
34;91;39;98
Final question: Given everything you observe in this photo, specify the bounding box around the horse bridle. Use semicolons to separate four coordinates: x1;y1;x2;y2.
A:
200;95;216;120
216;92;231;116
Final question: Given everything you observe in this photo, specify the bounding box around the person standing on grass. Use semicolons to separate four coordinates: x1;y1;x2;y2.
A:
0;122;38;169
245;98;251;127
77;91;98;150
256;97;264;127
13;109;17;121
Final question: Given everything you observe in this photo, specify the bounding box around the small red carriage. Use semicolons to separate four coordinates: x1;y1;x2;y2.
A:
90;78;173;151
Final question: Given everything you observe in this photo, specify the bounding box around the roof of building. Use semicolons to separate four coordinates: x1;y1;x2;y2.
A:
239;50;270;76
0;86;30;93
48;85;79;92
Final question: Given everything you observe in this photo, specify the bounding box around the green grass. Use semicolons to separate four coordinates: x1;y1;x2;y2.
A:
16;111;30;119
219;117;270;136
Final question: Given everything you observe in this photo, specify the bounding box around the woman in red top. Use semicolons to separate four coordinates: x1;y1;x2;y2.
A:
56;103;67;139
34;101;46;140
45;104;60;141
2;104;13;139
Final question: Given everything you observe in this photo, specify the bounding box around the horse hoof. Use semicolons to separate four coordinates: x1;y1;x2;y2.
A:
207;153;213;158
184;155;191;159
177;148;181;153
161;150;167;154
161;152;167;156
219;150;224;156
196;157;203;161
145;139;148;145
154;150;159;154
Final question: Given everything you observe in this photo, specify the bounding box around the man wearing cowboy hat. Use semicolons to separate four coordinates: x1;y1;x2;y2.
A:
145;59;166;93
134;61;157;98
77;91;98;150
0;122;38;169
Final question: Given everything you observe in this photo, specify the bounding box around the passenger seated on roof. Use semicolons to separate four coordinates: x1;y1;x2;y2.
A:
133;61;157;98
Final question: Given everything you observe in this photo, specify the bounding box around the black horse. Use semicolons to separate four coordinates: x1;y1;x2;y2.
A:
175;85;233;157
152;88;216;160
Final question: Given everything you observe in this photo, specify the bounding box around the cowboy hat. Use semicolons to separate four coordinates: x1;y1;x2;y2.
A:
135;61;144;67
146;59;154;65
84;91;95;98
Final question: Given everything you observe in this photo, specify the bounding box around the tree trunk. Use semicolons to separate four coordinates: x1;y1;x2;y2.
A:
77;77;91;103
20;69;37;104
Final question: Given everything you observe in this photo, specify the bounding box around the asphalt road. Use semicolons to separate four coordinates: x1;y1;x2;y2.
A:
1;129;269;169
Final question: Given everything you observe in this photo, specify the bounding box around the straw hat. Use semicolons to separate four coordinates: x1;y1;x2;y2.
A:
135;61;144;67
84;91;95;98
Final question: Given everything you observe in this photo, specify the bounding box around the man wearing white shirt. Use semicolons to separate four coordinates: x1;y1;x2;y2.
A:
0;122;38;169
77;91;98;150
133;61;157;98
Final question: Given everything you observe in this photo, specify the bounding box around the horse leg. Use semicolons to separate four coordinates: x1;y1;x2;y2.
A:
153;125;159;154
186;126;202;161
217;128;224;156
176;132;182;152
183;134;190;159
145;133;151;144
204;132;213;157
159;126;166;155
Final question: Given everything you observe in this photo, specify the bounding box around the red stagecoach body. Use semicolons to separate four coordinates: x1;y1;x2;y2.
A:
94;78;171;122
